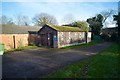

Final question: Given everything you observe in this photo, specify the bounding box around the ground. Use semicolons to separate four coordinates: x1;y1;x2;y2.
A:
2;42;112;78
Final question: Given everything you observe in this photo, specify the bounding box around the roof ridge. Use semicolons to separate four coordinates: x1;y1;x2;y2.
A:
45;24;85;32
1;24;41;34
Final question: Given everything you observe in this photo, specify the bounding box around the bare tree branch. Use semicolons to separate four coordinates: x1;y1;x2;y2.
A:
33;13;58;26
0;15;14;25
101;9;115;23
15;14;30;26
62;14;76;24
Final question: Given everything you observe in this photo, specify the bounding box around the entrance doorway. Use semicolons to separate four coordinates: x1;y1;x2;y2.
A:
40;33;53;47
41;34;48;46
49;33;53;47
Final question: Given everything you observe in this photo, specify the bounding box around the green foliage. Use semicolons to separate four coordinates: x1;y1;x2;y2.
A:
47;24;84;32
113;12;120;26
93;35;103;42
113;13;120;43
5;46;38;53
21;46;38;49
101;33;110;41
29;42;36;46
63;21;89;32
87;14;103;37
48;43;119;78
71;21;89;32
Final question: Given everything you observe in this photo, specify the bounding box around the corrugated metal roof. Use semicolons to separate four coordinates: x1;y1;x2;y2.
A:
0;24;41;34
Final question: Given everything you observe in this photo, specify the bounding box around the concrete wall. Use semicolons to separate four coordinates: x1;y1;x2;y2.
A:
57;32;86;48
87;32;91;42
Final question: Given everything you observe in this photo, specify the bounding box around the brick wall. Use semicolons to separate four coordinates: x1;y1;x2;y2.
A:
0;34;29;50
57;32;86;48
0;32;91;49
28;34;39;46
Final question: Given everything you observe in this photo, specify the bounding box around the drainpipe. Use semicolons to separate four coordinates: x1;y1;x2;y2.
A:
13;35;16;48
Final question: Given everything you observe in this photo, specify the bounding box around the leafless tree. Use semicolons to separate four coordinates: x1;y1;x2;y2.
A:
62;14;76;24
101;9;116;27
33;13;58;26
0;15;14;25
101;10;115;23
15;14;30;26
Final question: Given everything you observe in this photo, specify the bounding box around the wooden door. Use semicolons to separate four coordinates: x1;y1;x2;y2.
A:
41;34;48;46
49;33;53;47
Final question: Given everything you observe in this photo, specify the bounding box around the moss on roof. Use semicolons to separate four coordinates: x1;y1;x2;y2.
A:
46;24;85;32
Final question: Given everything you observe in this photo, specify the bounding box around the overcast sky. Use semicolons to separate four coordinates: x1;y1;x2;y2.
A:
2;0;119;27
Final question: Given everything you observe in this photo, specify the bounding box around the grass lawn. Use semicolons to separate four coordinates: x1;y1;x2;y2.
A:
5;46;39;53
61;41;98;49
48;43;119;78
21;46;38;49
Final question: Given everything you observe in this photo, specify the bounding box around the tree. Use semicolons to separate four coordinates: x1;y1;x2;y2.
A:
101;9;116;28
15;14;30;26
101;10;114;23
113;13;119;26
62;14;76;25
71;21;89;32
87;14;104;40
0;15;14;25
21;16;30;26
87;10;116;40
113;12;120;42
33;13;58;26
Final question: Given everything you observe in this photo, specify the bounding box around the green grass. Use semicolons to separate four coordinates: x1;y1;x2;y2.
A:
61;41;98;49
5;46;39;53
86;43;119;78
48;43;119;78
21;46;38;49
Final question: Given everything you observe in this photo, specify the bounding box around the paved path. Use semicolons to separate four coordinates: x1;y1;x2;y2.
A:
2;42;112;78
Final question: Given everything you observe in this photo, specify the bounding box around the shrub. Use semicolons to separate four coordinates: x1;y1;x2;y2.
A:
101;33;110;41
111;33;118;42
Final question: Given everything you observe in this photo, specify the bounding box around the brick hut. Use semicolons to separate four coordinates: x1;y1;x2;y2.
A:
38;24;91;48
